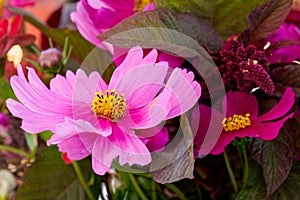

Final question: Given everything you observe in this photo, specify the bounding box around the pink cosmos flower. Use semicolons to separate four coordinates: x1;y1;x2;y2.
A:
4;0;35;18
71;0;135;47
193;88;295;157
7;0;34;7
71;0;184;67
267;22;300;63
6;46;201;175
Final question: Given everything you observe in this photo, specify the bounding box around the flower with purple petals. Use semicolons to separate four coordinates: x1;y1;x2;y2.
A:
6;46;201;175
193;88;294;156
267;22;300;63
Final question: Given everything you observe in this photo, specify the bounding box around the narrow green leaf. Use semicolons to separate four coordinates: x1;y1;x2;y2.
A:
9;6;107;62
39;130;53;142
16;146;91;200
25;133;37;151
0;77;17;100
249;120;295;196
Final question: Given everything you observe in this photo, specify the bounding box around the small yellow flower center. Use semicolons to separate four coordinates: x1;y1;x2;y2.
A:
222;113;251;132
91;90;126;122
134;0;152;12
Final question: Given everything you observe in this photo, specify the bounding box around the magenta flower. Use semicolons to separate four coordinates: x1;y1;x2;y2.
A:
6;46;201;175
7;0;34;7
0;113;9;128
193;88;294;156
71;0;136;47
71;0;184;67
267;22;300;63
4;0;35;18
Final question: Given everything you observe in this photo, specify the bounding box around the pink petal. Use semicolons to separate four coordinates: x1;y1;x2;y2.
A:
56;135;90;160
92;155;111;175
73;69;107;103
250;113;294;140
120;99;169;129
193;105;225;157
6;99;62;133
138;126;169;152
108;124;151;166
109;47;160;87
209;132;236;155
10;67;72;115
99;0;134;11
160;68;201;119
111;63;168;107
254;88;295;122
49;119;99;157
26;67;48;90
92;124;151;170
157;51;184;68
50;70;75;97
71;1;108;48
223;91;258;118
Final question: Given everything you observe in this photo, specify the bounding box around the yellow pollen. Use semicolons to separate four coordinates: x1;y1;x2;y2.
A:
91;89;126;122
222;113;251;132
134;0;152;12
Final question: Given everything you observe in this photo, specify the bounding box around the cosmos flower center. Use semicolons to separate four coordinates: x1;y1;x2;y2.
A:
222;113;251;132
134;0;152;12
91;90;126;122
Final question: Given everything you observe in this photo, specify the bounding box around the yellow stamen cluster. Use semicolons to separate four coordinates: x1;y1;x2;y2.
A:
134;0;152;12
91;90;126;122
222;113;251;132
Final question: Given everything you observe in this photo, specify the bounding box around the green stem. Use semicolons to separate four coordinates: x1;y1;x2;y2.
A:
223;150;238;193
241;145;249;188
0;145;30;157
165;184;188;200
128;174;148;200
151;179;157;200
0;57;6;77
72;161;95;200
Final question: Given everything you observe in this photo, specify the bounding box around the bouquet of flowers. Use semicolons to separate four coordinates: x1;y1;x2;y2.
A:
0;0;299;199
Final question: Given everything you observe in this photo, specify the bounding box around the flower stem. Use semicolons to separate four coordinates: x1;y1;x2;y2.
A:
223;150;238;193
151;179;157;200
0;57;6;77
0;145;30;157
165;184;188;200
128;174;148;200
241;144;249;188
72;161;95;200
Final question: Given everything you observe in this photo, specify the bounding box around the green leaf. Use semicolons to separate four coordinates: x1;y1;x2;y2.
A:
241;0;292;47
25;133;37;151
9;6;108;62
270;64;300;97
155;0;268;39
39;130;53;142
212;0;268;40
236;161;300;200
99;9;223;52
249;120;295;196
150;115;194;184
0;77;17;101
16;146;91;200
